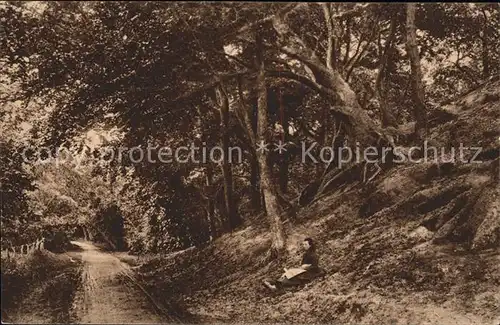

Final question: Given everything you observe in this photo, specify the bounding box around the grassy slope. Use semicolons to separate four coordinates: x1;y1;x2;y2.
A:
137;80;500;324
1;250;82;323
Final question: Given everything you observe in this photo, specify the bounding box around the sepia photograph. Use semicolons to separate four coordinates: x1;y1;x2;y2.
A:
1;2;499;324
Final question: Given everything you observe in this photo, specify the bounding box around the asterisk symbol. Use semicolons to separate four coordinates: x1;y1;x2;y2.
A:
274;140;287;154
256;140;269;153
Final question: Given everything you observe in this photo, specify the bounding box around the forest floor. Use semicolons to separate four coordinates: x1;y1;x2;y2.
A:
133;217;499;325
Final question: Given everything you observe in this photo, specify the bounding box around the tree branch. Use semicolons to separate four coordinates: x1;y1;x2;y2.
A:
235;76;257;151
225;53;252;70
321;3;335;71
173;70;253;102
230;3;304;37
375;17;397;96
266;69;337;99
331;3;378;19
342;17;352;70
345;14;381;81
345;34;364;69
272;14;333;81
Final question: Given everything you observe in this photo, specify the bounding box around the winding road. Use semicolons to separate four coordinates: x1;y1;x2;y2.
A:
70;241;164;324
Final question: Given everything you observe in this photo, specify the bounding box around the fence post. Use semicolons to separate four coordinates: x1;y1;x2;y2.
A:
3;237;47;257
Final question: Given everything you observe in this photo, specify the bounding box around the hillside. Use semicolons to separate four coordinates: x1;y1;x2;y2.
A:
135;78;500;324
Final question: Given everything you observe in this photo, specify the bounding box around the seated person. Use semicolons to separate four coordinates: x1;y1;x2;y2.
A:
263;237;320;290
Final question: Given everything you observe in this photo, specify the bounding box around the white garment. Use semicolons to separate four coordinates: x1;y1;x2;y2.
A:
284;268;307;279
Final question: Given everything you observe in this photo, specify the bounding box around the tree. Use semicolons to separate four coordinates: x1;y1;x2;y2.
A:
271;4;387;148
215;84;240;230
374;15;398;128
405;3;428;141
255;31;286;257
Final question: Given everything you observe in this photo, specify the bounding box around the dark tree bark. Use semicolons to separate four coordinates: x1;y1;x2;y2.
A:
321;3;337;72
235;77;261;211
196;104;219;238
317;4;334;177
250;157;261;210
255;31;286;258
405;3;428;141
216;84;240;230
83;226;89;241
278;90;289;193
376;17;398;128
481;9;491;79
205;164;217;239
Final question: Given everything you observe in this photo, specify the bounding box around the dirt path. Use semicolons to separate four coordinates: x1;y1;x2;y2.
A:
70;241;164;324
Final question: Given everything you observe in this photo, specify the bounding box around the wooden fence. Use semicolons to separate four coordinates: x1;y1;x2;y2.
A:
1;237;45;259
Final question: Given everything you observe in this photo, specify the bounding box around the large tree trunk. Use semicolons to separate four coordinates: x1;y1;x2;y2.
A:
256;31;286;258
405;3;428;141
272;14;386;148
235;76;262;211
315;67;380;146
271;7;395;202
376;17;398;128
83;226;88;241
216;84;240;230
205;165;217;239
321;3;337;72
481;9;490;79
196;105;218;238
250;156;261;210
316;100;331;178
278;90;289;193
